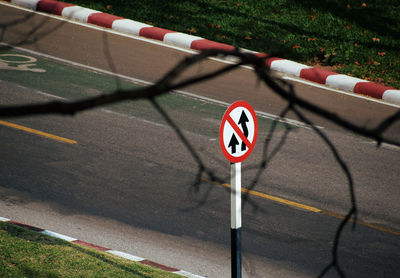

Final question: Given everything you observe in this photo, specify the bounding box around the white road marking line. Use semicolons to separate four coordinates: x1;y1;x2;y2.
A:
361;141;400;152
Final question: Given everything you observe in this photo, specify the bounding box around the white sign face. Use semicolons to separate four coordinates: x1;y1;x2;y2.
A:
219;101;258;163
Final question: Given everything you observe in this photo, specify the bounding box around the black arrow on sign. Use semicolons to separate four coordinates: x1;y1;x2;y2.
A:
238;110;249;151
228;133;239;154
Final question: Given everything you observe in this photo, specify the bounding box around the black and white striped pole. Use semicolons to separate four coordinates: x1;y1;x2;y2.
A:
219;101;258;278
231;162;242;278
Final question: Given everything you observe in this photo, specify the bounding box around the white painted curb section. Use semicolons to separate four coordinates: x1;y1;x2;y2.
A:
164;33;202;49
174;270;207;278
41;230;77;242
62;6;101;22
326;74;368;92
106;250;144;262
9;0;39;9
270;60;311;77
112;19;151;36
383;90;400;103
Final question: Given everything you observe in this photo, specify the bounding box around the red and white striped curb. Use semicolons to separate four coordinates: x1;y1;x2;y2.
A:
3;0;400;105
0;216;205;278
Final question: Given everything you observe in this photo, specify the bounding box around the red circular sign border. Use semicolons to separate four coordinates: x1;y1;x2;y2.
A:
219;101;258;163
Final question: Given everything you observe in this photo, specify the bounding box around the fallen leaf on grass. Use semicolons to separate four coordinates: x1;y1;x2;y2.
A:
368;58;381;66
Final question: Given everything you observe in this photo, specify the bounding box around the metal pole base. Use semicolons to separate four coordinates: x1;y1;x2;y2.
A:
231;227;242;278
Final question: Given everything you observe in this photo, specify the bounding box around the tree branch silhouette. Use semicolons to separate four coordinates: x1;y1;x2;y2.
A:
291;105;357;278
0;12;67;50
1;48;399;277
1;49;398;147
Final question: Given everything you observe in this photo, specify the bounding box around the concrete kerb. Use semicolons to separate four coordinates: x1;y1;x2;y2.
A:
0;217;205;278
2;0;400;105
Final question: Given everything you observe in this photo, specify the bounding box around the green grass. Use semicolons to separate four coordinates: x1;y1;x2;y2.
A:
0;222;179;278
65;0;400;89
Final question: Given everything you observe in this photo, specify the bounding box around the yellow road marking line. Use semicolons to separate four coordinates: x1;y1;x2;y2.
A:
221;183;321;213
220;183;400;237
0;120;77;144
321;210;400;236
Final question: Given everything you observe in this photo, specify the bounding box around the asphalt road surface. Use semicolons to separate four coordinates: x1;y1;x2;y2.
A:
1;4;399;278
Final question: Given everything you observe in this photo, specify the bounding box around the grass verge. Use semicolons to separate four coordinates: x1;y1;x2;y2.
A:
0;221;179;278
66;0;399;89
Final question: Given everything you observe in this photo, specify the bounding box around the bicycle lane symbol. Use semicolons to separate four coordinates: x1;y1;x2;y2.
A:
0;54;46;73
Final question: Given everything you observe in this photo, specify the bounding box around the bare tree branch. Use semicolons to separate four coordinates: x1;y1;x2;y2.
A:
1;47;399;277
291;106;357;278
1;49;398;146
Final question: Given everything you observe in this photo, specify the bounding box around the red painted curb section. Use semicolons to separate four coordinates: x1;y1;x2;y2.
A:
37;0;73;15
191;39;235;51
300;68;339;85
74;240;111;251
141;260;180;272
140;27;176;41
354;82;393;99
88;13;123;29
8;221;45;232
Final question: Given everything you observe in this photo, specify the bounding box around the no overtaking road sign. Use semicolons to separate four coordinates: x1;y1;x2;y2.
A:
219;101;258;163
219;100;258;278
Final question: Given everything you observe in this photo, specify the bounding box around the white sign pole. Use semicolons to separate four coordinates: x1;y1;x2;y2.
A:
231;162;242;278
220;101;257;278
